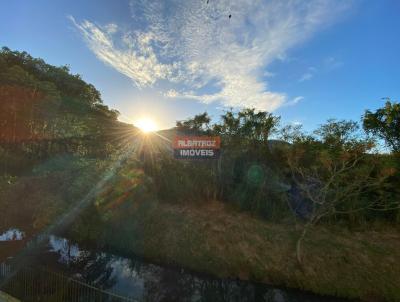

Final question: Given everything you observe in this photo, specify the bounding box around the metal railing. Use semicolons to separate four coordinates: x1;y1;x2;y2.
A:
0;263;136;302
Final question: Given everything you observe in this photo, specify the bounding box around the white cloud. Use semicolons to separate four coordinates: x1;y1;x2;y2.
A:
287;96;304;106
299;66;317;82
68;16;175;88
263;71;275;78
70;0;351;111
164;89;179;98
104;23;118;34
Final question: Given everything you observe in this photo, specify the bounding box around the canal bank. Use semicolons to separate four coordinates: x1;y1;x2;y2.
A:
1;234;349;302
67;199;400;302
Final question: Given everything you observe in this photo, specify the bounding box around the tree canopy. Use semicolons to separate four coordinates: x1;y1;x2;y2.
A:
363;99;400;152
0;47;133;173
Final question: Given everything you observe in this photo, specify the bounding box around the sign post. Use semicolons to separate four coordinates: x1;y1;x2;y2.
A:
173;136;221;159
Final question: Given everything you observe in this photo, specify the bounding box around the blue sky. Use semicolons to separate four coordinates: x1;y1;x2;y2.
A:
1;0;399;131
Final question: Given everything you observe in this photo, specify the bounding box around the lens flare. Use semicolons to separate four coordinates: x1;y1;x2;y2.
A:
135;118;157;133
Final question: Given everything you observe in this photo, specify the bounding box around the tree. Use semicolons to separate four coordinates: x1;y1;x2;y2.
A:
363;99;400;152
212;109;284;216
214;108;280;143
176;112;211;134
283;119;397;265
166;109;284;214
0;47;127;172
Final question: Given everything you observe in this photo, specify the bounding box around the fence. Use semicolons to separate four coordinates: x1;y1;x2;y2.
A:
0;263;136;302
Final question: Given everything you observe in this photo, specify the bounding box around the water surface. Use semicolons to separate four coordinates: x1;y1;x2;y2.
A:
23;235;349;302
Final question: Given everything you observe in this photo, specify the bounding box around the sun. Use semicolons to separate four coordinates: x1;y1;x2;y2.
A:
135;117;158;133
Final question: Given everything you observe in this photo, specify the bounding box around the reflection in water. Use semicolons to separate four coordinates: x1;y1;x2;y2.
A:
49;236;81;263
0;228;25;241
35;236;346;302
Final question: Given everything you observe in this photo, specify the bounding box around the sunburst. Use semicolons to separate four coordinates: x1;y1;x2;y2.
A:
135;118;157;133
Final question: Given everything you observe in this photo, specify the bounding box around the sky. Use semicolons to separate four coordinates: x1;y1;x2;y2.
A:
1;0;399;131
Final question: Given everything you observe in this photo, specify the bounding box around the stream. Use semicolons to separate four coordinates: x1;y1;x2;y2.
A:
1;228;348;302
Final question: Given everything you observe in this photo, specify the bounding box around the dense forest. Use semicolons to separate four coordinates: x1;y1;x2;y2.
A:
1;48;400;301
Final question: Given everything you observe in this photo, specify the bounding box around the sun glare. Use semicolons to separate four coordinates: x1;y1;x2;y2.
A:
135;118;157;133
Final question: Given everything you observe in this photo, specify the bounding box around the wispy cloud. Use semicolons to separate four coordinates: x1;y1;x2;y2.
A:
299;67;316;82
68;16;175;87
287;96;304;106
70;0;351;111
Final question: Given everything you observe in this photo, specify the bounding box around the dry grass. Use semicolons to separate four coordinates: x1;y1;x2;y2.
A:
122;200;400;301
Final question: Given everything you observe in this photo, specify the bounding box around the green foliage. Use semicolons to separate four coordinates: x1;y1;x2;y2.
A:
176;112;211;133
281;119;399;226
156;113;400;225
1;47;399;237
0;47;132;174
156;109;287;220
315;119;362;149
214;108;280;143
148;153;217;203
363;99;400;152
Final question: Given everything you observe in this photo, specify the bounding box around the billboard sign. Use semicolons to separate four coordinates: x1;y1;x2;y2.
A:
173;136;221;159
